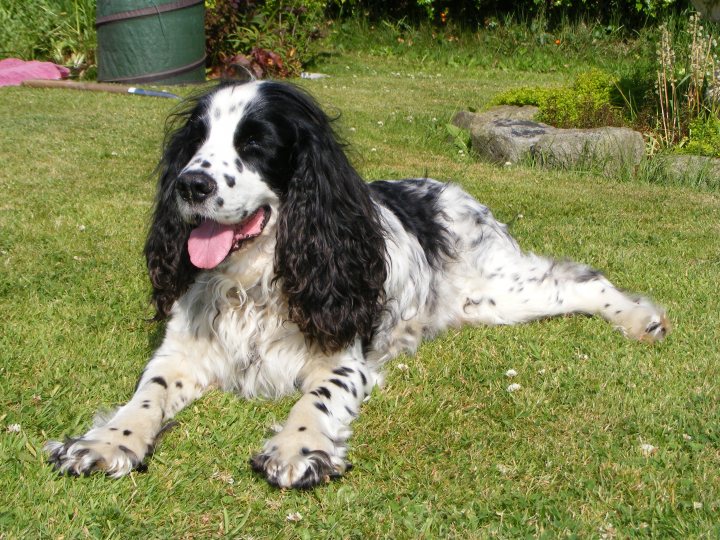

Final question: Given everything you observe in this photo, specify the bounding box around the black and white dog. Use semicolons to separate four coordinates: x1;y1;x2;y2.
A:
47;80;669;488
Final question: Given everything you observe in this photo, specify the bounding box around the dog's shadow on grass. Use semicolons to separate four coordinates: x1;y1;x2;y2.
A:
146;318;167;351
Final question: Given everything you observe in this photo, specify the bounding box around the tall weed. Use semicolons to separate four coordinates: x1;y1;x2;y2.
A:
654;12;719;152
0;0;96;75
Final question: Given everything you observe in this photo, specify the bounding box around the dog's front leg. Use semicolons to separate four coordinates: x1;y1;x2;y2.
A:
46;328;214;477
251;340;373;489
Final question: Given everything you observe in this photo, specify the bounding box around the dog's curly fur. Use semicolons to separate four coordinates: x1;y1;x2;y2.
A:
46;80;669;488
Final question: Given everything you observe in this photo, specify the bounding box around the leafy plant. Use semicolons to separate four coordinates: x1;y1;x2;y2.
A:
490;86;551;107
221;48;290;79
683;114;720;156
205;0;250;69
328;0;687;27
492;69;624;128
206;0;328;78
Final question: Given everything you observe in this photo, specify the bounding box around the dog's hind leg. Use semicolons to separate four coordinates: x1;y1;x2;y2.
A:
437;187;669;343
456;252;670;343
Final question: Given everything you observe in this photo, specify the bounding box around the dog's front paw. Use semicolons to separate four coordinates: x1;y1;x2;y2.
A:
250;428;350;489
46;426;151;478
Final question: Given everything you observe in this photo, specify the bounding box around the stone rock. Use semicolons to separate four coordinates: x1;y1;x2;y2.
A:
533;126;645;175
691;0;720;22
453;107;645;175
664;155;720;186
469;117;553;164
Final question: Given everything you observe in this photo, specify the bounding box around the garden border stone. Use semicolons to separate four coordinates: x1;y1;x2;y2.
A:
664;154;720;185
453;107;645;175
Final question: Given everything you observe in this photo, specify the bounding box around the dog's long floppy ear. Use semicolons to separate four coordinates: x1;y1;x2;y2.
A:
275;99;387;353
144;96;209;319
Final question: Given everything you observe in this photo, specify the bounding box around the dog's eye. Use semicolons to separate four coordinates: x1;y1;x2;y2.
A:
234;120;264;153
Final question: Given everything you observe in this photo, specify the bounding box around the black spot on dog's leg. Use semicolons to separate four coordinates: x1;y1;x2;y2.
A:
314;402;330;415
345;406;357;418
150;376;167;389
329;378;349;392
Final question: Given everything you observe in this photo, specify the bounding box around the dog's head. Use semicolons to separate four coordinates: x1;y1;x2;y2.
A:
145;80;387;352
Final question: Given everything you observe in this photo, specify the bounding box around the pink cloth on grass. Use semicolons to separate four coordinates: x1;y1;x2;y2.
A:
0;58;70;87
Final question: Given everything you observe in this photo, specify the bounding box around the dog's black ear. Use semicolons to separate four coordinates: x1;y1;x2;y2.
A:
275;123;387;353
144;99;208;319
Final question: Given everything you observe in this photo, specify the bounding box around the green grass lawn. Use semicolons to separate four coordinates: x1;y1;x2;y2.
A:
1;48;719;538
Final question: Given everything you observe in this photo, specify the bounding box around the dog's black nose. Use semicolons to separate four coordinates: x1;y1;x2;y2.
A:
177;172;217;203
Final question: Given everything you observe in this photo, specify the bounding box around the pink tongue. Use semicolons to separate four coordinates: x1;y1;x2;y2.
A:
187;208;267;269
187;220;235;269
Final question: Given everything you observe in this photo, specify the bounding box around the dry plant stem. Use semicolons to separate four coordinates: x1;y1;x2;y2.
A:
657;24;679;146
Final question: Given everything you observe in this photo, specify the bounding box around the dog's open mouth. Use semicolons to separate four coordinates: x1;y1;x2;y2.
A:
187;206;270;269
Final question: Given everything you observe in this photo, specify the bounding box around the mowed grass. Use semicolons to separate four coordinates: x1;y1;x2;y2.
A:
1;49;719;538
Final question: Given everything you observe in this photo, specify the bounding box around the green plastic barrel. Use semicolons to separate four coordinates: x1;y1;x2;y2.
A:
96;0;206;85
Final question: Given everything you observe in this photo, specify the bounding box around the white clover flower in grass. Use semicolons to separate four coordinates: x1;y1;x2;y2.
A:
505;368;517;378
6;423;21;433
286;512;303;522
507;383;521;393
640;443;657;456
396;363;409;371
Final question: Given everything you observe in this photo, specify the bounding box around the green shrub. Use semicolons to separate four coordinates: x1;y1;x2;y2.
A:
490;86;551;107
682;115;720;157
206;0;328;78
492;69;624;129
329;0;686;27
